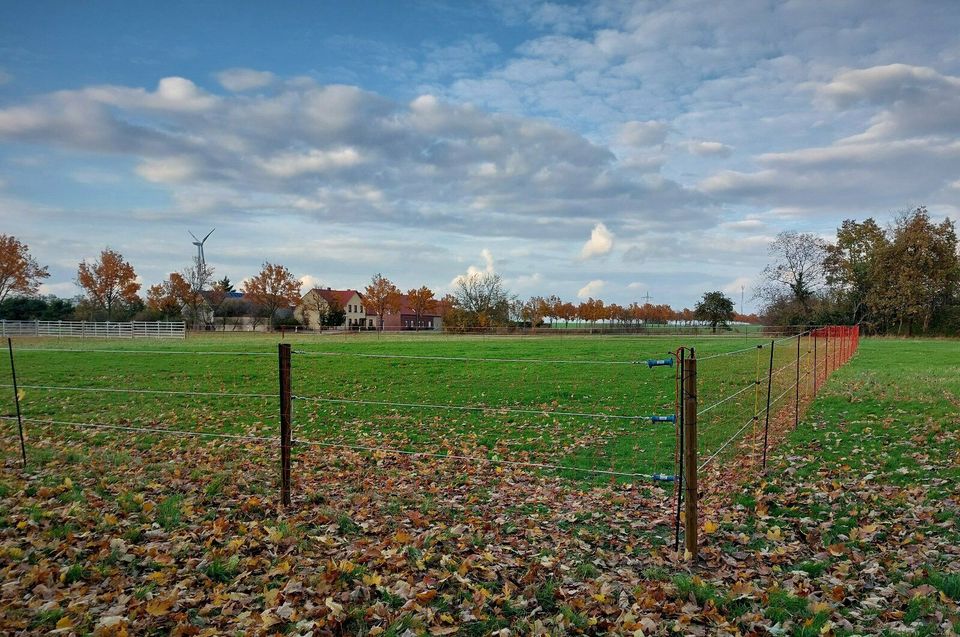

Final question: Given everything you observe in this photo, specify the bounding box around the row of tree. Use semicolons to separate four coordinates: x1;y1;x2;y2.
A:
758;207;959;334
1;233;751;331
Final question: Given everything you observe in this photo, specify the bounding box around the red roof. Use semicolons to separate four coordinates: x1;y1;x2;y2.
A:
309;288;361;308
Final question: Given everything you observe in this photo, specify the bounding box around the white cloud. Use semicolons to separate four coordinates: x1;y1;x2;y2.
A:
258;148;364;178
577;279;605;298
683;140;732;157
0;76;709;240
84;76;219;112
617;120;668;147
135;157;203;184
450;248;496;287
299;274;324;293
216;68;275;92
579;222;614;259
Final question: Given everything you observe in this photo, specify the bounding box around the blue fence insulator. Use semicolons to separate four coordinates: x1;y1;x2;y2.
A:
651;473;676;482
646;357;674;368
649;414;676;423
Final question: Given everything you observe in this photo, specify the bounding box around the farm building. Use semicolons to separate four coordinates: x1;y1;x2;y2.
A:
366;294;442;330
297;288;373;329
297;288;443;330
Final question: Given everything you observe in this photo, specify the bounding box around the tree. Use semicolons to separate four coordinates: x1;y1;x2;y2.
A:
759;231;829;313
323;297;346;328
0;234;50;303
0;295;74;320
182;257;215;329
76;248;141;320
146;272;191;320
824;218;888;325
242;262;301;330
452;272;511;327
208;277;235;331
695;291;735;333
364;273;402;331
867;207;958;334
407;286;437;330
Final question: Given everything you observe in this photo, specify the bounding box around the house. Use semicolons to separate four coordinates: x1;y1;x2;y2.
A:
297;288;374;329
367;293;443;330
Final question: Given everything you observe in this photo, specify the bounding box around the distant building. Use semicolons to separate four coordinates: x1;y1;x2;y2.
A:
366;293;442;330
297;288;373;329
297;287;443;330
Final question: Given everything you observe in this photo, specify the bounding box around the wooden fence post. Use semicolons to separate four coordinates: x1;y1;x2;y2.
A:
278;343;292;507
682;350;698;560
7;338;26;468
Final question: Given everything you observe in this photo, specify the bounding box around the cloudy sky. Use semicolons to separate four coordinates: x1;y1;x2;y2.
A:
2;1;959;311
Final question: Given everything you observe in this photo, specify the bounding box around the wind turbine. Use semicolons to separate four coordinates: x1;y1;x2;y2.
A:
189;228;215;268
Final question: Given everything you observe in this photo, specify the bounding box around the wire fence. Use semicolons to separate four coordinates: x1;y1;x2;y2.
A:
1;325;860;555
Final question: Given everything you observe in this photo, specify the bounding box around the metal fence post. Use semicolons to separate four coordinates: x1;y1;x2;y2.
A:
7;338;26;468
795;332;801;428
813;331;818;393
674;348;685;552
278;343;292;507
762;339;775;470
682;349;698;560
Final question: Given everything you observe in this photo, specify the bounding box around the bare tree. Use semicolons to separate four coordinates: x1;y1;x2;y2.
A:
182;257;215;329
452;272;511;326
758;231;829;310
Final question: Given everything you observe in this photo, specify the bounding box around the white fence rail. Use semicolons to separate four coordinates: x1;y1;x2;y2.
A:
0;321;186;339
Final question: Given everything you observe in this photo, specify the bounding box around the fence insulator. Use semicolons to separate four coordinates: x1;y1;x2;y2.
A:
652;473;677;482
649;414;676;423
646;357;674;368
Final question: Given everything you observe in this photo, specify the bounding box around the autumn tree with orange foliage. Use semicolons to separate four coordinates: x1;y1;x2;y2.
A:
0;234;50;303
76;249;141;320
365;273;402;331
242;262;301;330
407;285;437;330
146;272;192;320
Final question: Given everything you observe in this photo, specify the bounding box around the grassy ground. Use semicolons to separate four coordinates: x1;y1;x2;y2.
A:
2;334;946;636
0;332;810;479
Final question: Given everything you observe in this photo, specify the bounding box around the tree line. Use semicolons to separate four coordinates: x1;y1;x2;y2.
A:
0;233;757;331
758;207;959;334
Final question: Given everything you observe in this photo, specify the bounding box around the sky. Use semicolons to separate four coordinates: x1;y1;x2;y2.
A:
2;0;959;313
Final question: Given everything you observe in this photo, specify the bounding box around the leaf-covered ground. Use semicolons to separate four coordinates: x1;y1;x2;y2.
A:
0;337;957;635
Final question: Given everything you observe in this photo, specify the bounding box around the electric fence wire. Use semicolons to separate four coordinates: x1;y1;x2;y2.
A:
292;394;662;422
292;350;657;366
9;347;275;357
0;383;275;400
0;415;667;480
698;412;758;471
695;343;766;362
695;379;758;417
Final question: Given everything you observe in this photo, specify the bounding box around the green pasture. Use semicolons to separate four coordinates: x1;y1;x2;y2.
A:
0;331;824;481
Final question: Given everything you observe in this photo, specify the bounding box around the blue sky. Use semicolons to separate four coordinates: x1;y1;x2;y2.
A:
2;1;960;311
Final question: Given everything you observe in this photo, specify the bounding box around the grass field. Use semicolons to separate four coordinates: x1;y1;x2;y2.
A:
0;335;956;635
0;331;815;481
